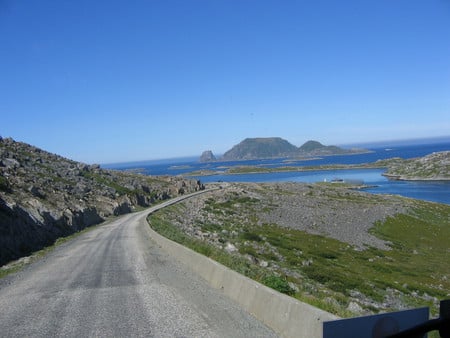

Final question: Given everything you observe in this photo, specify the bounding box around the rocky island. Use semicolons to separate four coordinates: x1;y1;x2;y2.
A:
222;137;298;160
0;137;204;266
199;150;216;162
204;137;368;161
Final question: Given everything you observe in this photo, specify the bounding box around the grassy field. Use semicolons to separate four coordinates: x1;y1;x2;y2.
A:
147;186;450;320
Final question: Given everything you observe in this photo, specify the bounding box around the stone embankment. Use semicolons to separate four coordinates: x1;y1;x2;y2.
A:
0;137;204;266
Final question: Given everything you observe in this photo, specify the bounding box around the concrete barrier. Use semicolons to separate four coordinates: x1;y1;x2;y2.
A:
144;215;339;338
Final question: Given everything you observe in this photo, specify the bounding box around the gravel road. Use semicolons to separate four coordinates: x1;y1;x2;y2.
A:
0;195;277;337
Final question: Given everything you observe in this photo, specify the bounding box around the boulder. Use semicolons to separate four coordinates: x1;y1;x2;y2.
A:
2;158;20;169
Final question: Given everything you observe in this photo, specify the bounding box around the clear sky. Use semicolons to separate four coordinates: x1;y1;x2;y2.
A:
1;0;449;164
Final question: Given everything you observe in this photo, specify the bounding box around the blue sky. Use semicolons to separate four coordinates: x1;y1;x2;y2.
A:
1;0;449;163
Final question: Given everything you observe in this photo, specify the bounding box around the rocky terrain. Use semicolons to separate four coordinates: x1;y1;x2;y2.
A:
163;182;409;251
0;137;204;266
150;182;450;316
381;151;450;180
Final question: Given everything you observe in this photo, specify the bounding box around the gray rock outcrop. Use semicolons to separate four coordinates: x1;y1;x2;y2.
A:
0;137;204;266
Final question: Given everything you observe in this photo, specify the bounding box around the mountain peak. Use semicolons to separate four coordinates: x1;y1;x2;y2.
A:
199;150;216;162
298;140;325;152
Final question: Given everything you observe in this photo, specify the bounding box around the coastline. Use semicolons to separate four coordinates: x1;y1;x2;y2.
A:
186;151;450;182
382;173;450;181
185;165;450;181
184;163;386;177
204;149;374;164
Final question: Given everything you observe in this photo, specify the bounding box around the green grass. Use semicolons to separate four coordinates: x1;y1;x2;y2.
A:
148;193;450;318
250;207;450;310
148;213;266;280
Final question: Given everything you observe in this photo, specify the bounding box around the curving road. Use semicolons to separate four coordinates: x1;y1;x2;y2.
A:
0;191;277;337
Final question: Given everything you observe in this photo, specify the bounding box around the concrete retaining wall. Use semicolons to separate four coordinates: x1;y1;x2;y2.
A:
144;216;339;338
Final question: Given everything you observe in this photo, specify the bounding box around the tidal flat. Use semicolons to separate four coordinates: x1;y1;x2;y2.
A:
148;182;450;318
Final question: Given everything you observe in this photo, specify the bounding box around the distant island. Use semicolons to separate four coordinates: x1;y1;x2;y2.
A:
199;150;217;163
199;137;368;162
193;147;450;181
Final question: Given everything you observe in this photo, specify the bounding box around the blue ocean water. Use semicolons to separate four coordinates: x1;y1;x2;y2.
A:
105;141;450;205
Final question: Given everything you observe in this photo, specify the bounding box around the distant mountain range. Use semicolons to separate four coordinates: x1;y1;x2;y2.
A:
200;137;368;162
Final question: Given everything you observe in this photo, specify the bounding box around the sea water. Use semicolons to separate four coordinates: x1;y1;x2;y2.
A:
104;141;450;205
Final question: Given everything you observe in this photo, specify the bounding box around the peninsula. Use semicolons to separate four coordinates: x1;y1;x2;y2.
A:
379;151;450;181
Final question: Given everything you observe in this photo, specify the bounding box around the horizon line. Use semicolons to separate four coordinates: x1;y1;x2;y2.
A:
102;135;450;167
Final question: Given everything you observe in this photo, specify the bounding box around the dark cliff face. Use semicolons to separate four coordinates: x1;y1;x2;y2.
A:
0;137;204;266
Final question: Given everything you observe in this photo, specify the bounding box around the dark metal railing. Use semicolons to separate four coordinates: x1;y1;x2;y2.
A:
387;300;450;338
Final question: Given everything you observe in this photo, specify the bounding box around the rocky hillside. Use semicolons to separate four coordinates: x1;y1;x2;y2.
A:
221;137;367;160
0;137;204;266
381;151;450;180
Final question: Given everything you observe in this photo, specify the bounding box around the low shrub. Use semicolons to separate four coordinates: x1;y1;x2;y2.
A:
261;275;296;295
